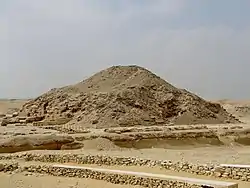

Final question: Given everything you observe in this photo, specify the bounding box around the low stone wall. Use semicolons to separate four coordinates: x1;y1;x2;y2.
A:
42;126;90;134
26;165;202;188
0;162;19;172
104;125;209;134
212;166;250;181
0;153;250;182
0;162;201;188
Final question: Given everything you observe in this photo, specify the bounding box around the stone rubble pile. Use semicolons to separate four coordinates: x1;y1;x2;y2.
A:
0;153;250;182
20;65;240;128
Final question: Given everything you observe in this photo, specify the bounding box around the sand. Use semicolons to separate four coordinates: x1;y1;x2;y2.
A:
0;99;27;115
0;173;139;188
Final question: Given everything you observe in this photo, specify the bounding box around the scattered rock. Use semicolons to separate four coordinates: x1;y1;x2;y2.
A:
5;114;13;118
26;116;45;123
12;112;19;117
0;163;4;171
1;119;8;126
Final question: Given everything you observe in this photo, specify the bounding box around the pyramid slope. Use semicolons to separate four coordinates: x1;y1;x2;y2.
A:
21;65;240;128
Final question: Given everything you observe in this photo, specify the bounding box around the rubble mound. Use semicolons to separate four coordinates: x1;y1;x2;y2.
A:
82;138;120;151
20;65;240;128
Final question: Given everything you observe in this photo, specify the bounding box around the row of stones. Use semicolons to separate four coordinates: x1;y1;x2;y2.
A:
104;125;209;134
104;125;243;134
0;162;202;188
1;115;72;127
0;153;249;182
42;126;90;134
1;115;43;126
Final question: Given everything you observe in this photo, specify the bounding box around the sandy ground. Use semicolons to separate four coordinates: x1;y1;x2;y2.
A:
0;173;141;188
12;144;250;165
0;99;27;114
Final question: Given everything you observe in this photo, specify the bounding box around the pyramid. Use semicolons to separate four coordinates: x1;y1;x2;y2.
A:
21;65;240;128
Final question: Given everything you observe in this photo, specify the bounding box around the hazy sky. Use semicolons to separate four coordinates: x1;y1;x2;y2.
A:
1;0;250;99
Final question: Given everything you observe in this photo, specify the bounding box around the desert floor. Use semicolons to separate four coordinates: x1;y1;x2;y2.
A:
0;172;140;188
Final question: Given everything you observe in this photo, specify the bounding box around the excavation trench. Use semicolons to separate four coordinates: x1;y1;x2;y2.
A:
113;135;250;149
1;135;250;153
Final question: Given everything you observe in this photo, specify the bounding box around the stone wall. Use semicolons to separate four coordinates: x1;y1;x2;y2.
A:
0;162;201;188
104;125;209;134
0;153;249;182
0;162;19;172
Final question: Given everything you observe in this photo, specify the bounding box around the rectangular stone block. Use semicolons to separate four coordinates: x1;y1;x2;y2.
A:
220;164;250;168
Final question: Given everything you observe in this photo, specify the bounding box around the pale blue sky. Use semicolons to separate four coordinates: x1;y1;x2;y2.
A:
0;0;249;99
